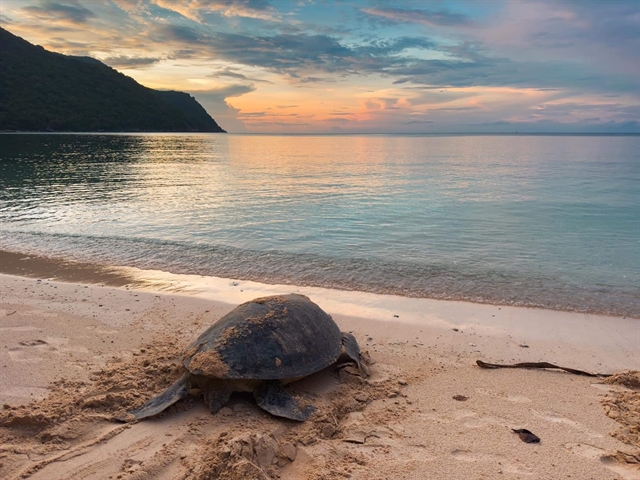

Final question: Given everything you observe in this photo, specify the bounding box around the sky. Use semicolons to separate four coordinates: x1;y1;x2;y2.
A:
1;0;639;133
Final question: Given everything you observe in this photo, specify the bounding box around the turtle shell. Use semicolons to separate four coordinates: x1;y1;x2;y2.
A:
181;294;343;380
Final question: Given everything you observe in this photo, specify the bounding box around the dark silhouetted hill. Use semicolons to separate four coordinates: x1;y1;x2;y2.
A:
0;28;225;132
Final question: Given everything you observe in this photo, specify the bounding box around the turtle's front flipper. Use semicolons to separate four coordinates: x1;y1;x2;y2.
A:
122;372;191;421
341;332;370;378
254;381;315;421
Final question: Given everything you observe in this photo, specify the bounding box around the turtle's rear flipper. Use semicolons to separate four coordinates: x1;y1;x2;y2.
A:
254;381;315;421
120;372;191;422
341;332;370;378
203;381;232;414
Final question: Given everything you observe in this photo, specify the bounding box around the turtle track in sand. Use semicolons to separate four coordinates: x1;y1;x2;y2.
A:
0;335;399;480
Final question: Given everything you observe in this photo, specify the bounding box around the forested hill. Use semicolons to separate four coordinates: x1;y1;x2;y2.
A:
0;28;226;132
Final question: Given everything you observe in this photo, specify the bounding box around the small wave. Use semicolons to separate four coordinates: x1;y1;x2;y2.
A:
1;230;638;318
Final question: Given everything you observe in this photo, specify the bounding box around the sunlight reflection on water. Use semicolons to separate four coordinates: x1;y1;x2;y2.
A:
1;133;638;316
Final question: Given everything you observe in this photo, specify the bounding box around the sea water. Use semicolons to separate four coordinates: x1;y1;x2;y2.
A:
0;133;638;317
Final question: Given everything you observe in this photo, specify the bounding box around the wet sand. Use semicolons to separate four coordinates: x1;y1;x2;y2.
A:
0;260;638;479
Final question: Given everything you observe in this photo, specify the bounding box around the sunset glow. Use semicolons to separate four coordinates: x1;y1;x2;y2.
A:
2;0;638;133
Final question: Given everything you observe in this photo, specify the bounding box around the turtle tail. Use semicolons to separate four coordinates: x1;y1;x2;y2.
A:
120;372;191;421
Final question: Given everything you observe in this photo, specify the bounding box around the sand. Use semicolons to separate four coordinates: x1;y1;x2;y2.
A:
1;263;639;480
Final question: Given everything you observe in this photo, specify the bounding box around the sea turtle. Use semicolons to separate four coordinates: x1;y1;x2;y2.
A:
124;294;367;422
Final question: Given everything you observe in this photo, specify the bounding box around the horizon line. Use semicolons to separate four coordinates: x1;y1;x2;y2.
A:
2;131;639;136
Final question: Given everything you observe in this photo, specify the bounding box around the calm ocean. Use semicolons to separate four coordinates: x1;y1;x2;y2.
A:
1;133;638;317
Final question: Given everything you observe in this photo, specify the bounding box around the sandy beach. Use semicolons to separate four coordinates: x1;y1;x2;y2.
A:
0;259;638;480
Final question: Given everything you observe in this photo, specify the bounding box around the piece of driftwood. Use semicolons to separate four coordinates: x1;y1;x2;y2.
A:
476;360;611;378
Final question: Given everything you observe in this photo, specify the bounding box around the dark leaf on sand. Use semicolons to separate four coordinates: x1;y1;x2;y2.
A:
512;428;540;443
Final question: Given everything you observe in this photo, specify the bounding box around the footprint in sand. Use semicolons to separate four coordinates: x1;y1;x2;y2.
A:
19;339;48;347
565;442;609;460
451;449;490;462
462;414;510;429
20;411;199;480
2;386;50;400
532;410;602;439
475;387;532;404
0;325;40;332
419;409;510;430
7;347;44;363
590;383;633;394
18;310;59;318
85;325;119;334
8;337;88;363
451;449;534;475
8;340;51;363
564;443;640;480
419;409;476;424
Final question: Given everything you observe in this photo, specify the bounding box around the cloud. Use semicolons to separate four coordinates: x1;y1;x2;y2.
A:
237;111;266;117
102;55;161;69
167;49;201;59
325;117;351;124
111;0;144;14
205;0;278;21
195;83;255;99
403;88;477;106
387;53;638;94
44;36;99;51
151;0;279;23
355;36;438;56
243;120;310;127
358;1;638;96
209;67;249;80
21;1;95;24
362;6;471;27
146;25;439;79
209;67;272;83
295;76;334;84
541;0;639;48
402;119;434;125
475;119;640;134
144;22;635;95
476;0;640;75
190;83;256;132
4;0;639;133
152;23;204;43
525;101;640;122
146;30;354;76
179;31;438;79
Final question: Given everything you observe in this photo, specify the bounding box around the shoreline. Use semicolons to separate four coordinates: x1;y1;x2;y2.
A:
1;258;639;478
1;248;637;320
1;249;638;374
